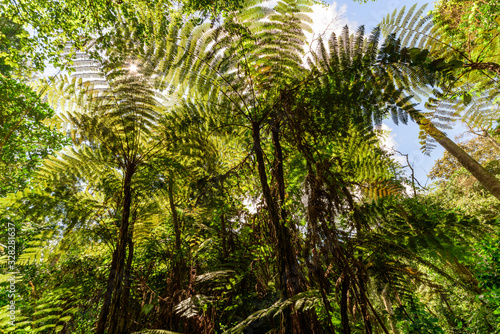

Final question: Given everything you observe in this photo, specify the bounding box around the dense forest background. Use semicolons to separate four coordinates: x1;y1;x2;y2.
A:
1;0;500;333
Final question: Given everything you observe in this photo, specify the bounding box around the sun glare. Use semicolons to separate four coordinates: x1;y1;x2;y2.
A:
129;64;138;73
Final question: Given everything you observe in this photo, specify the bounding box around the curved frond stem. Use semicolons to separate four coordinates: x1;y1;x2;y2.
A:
237;36;260;118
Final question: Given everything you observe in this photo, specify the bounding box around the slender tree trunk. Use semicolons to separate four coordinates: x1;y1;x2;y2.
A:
304;163;336;333
96;164;135;334
419;117;500;201
381;285;399;334
270;121;302;296
220;212;228;258
116;235;134;333
218;178;228;259
252;122;287;295
271;120;320;333
252;121;293;333
96;244;118;333
168;179;181;251
271;121;286;218
167;177;184;299
351;281;373;334
464;62;500;76
341;276;351;334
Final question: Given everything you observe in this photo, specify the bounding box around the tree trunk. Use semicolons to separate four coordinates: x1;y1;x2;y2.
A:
348;276;373;334
96;244;118;333
252;122;287;295
271;121;286;219
419;117;500;201
168;179;181;251
116;235;134;333
167;177;184;298
271;120;319;333
341;277;351;334
252;121;293;333
381;285;399;334
464;62;500;76
96;164;135;334
218;175;229;259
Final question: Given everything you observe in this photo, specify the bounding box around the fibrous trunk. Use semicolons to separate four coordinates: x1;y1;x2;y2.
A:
96;164;135;334
419;117;500;201
253;121;318;333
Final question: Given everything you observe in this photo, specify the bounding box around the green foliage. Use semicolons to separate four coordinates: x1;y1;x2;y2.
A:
1;1;499;334
395;300;445;334
475;226;500;330
0;75;68;196
0;16;30;76
428;133;500;221
433;0;500;56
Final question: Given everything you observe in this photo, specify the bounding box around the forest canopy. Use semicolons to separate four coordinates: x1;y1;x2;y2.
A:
0;0;499;333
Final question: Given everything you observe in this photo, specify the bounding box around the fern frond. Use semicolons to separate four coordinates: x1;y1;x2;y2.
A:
174;294;213;319
224;290;321;334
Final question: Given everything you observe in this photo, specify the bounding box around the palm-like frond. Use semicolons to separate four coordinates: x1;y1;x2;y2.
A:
224;290;321;334
379;4;500;151
380;4;444;54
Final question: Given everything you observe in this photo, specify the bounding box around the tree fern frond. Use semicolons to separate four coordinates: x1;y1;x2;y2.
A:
174;294;213;319
224;290;321;334
380;4;441;51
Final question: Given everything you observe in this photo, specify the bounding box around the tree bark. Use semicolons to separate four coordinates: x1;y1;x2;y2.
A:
96;244;118;333
96;164;135;334
116;235;134;333
251;121;294;333
271;120;318;333
271;121;286;218
464;62;500;76
351;278;373;334
168;179;181;251
167;177;184;297
418;117;500;201
381;285;399;334
217;178;229;259
341;277;351;334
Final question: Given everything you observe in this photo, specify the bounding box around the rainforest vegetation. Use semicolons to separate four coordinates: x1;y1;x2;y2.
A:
1;0;500;333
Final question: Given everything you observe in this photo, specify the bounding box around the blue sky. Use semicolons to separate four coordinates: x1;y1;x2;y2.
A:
307;0;470;188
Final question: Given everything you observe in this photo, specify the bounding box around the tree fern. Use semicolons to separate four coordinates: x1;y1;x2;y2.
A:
379;4;500;141
4;1;493;333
